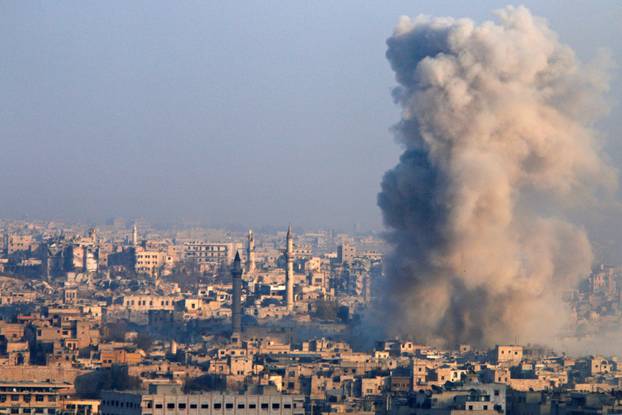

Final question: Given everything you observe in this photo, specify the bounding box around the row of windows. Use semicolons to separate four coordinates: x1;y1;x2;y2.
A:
0;387;60;393
0;408;55;414
145;403;292;410
102;401;297;411
185;253;226;258
185;246;227;251
126;300;171;306
103;401;139;408
0;395;56;402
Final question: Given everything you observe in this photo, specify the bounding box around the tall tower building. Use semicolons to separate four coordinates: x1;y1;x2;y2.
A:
231;251;243;338
132;224;138;247
88;227;97;244
246;230;256;274
285;224;294;312
2;228;8;256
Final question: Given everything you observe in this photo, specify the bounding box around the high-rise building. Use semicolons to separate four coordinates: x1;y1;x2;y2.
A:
337;241;356;264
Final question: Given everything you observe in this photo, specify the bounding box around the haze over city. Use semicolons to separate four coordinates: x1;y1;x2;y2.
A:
1;1;621;232
2;2;622;415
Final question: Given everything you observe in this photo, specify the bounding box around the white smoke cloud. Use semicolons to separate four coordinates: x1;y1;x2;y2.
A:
378;6;616;348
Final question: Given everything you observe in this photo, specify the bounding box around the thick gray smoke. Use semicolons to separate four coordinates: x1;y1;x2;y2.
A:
378;6;616;348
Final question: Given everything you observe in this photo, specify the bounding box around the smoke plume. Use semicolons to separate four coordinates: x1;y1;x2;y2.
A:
378;6;616;347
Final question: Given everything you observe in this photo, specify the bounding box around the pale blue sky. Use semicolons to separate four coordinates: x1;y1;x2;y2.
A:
0;1;620;229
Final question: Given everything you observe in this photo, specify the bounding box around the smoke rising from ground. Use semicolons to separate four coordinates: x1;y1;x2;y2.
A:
378;6;616;348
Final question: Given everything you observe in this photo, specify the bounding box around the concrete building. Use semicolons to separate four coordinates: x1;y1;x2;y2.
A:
495;345;523;365
337;241;356;264
121;295;177;312
7;235;34;256
100;384;304;415
0;382;71;415
183;242;241;271
134;249;166;276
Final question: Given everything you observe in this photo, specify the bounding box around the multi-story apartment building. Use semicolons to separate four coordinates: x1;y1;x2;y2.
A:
121;295;177;312
6;235;35;256
134;249;166;276
100;385;304;415
183;242;241;270
0;382;71;415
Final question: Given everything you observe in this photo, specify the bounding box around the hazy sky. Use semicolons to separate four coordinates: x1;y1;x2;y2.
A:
1;1;620;230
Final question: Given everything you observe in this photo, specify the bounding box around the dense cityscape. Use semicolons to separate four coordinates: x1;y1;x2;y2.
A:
3;1;622;414
0;219;621;414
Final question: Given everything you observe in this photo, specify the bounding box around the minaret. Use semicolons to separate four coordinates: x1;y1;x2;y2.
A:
131;224;138;246
231;251;243;337
285;224;294;312
2;228;8;256
88;227;97;244
246;230;256;274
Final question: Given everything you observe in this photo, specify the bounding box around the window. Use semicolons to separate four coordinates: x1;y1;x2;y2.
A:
167;403;175;409
49;410;56;415
10;409;18;414
36;395;44;402
11;395;18;401
249;404;256;409
24;409;31;414
225;403;233;409
494;390;500;396
146;402;153;409
156;404;163;409
261;404;269;410
35;409;44;414
200;404;209;409
178;404;186;409
272;404;280;410
190;404;197;409
483;405;488;410
237;404;245;409
284;404;291;409
213;403;222;410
